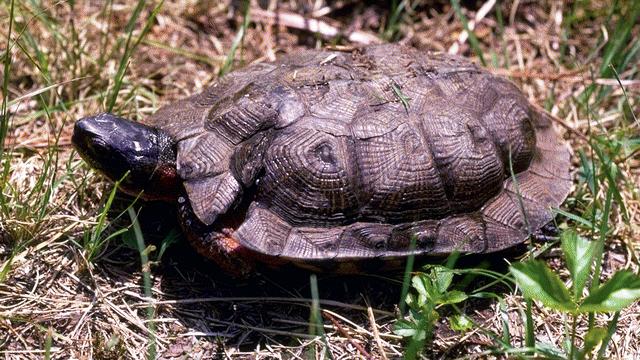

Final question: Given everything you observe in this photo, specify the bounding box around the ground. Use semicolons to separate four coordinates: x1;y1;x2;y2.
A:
0;1;639;359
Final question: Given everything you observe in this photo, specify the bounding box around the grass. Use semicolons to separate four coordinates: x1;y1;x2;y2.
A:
219;0;250;77
127;207;157;359
106;0;163;113
0;0;639;358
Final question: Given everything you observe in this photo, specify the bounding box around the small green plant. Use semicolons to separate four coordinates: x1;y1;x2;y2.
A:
121;226;180;264
394;265;472;358
510;229;640;359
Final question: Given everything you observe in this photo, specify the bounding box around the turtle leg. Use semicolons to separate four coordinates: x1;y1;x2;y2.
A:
177;193;256;278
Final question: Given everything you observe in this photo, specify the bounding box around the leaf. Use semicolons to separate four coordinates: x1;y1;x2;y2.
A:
404;292;417;309
560;229;597;299
554;208;595;229
439;290;468;305
432;266;454;293
393;319;426;341
140;244;156;257
583;326;607;356
580;270;640;312
510;260;576;312
411;274;431;301
156;229;180;261
449;314;473;332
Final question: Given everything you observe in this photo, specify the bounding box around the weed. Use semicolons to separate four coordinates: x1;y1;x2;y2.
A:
77;174;136;264
511;230;640;359
394;265;471;358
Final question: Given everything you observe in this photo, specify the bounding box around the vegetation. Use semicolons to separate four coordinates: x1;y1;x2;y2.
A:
0;0;638;358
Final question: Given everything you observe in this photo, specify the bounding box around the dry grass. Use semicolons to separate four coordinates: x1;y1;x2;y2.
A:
1;0;638;359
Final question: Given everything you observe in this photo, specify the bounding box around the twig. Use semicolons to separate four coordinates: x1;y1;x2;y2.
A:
250;8;381;45
366;301;389;360
102;298;168;345
531;103;589;142
448;0;496;54
323;310;372;359
491;68;584;81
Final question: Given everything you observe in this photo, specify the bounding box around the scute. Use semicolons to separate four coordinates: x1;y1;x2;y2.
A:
355;122;449;221
163;44;571;264
259;126;360;225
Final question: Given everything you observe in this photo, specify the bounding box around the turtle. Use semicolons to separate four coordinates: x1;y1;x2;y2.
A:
72;44;571;276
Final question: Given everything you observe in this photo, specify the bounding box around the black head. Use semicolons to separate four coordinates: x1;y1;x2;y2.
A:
72;113;178;201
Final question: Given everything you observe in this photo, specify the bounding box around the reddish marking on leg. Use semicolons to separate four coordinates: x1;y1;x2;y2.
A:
183;228;254;278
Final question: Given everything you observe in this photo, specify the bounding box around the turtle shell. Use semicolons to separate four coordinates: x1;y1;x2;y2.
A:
145;44;571;262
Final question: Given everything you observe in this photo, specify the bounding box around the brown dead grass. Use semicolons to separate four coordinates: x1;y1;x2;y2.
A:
1;0;638;359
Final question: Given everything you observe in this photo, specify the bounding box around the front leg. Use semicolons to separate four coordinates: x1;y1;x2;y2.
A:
177;192;255;278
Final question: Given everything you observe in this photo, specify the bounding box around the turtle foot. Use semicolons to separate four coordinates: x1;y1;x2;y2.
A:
178;193;256;278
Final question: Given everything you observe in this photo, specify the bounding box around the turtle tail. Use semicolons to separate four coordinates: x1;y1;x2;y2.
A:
73;113;179;201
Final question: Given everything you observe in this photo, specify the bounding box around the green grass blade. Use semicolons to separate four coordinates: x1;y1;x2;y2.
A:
308;274;333;359
450;0;486;66
597;312;620;359
592;143;628;222
597;1;640;77
0;0;15;159
82;173;140;262
610;65;639;126
44;328;53;360
591;187;613;297
554;209;594;229
582;1;640;105
219;0;250;77
383;0;406;41
524;299;535;351
398;236;417;315
127;207;157;359
107;1;164;112
106;0;146;112
507;148;531;238
498;299;512;346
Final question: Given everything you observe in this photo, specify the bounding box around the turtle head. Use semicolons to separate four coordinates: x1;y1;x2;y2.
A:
73;113;179;201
